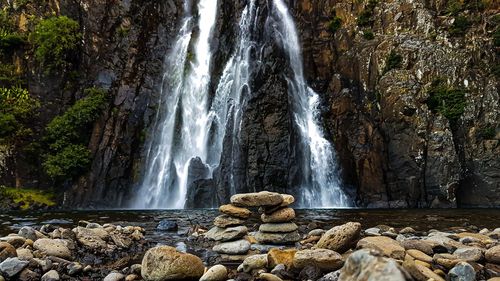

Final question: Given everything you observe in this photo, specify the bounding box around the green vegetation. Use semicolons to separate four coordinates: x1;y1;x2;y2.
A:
383;51;403;73
0;186;55;210
328;16;342;34
43;144;92;179
0;29;25;53
479;126;496;140
449;16;472;37
31;16;81;72
426;79;467;124
43;87;108;180
446;0;487;15
493;64;500;77
357;0;378;27
0;86;39;142
363;30;375;40
493;27;500;47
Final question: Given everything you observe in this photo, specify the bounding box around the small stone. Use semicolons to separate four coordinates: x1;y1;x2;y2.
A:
15;249;33;261
308;229;325;237
357;236;405;260
255;231;301;244
230;191;284;207
433;253;462;269
0;257;29;278
125;274;139;281
238;254;268;273
407;249;433;263
401;240;434;255
213;239;251;255
41;270;59;281
200;264;227;281
449;262;475;281
33;239;72;260
299;265;323;280
399;227;416;234
261;208;296;223
268;248;297;268
141;246;204;280
316;222;362;254
219;204;252;219
293;249;344;271
156;220;178;231
130;264;141;275
317;271;341;281
454;247;483;262
259;272;283;281
213;215;245;228
67;262;83;275
33;258;52;272
18;227;37;241
19;269;40;281
403;255;445;281
205;226;248;242
364;227;381;236
0;236;26;248
259;223;298;233
0;242;17;262
486;245;500;264
104;272;125;281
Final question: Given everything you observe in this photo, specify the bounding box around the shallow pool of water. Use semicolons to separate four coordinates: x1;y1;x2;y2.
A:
1;209;499;242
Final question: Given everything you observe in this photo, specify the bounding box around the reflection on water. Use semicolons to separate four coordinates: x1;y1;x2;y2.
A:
1;209;499;242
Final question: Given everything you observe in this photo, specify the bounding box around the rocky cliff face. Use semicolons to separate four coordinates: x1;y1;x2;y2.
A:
292;0;499;207
1;0;498;208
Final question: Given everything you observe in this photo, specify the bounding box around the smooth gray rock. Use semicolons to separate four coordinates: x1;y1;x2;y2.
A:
0;257;29;277
200;264;228;281
205;226;248;242
18;227;37;241
41;270;60;281
448;262;475;281
103;272;125;281
212;239;250;255
338;250;406;281
259;223;298;233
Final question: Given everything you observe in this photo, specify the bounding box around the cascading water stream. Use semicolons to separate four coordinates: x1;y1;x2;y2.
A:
133;0;351;209
133;0;218;209
271;0;351;207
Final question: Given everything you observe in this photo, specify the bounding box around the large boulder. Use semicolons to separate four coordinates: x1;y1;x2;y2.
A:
293;249;344;271
316;222;362;253
33;239;72;260
357;236;405;260
230;192;283;207
141;246;204;281
338;250;406;281
204;226;248;242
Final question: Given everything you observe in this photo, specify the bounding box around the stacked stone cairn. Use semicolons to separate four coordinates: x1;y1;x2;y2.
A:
205;198;252;260
206;191;300;262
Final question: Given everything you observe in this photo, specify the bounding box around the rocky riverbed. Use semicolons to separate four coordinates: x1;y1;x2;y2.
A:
0;192;499;280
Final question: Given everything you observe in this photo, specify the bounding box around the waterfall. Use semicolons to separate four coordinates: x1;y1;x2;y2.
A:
133;0;351;209
270;0;351;207
133;0;218;209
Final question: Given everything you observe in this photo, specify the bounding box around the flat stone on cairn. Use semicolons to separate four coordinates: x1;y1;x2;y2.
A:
252;192;300;245
206;201;252;259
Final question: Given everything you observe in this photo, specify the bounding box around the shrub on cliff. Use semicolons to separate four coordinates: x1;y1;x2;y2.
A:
357;0;378;27
426;79;466;124
31;16;81;72
449;16;471;37
328;16;342;34
0;86;39;141
382;51;402;74
43;87;108;180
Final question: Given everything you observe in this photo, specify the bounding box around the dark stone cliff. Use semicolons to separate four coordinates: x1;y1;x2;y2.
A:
0;0;498;208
